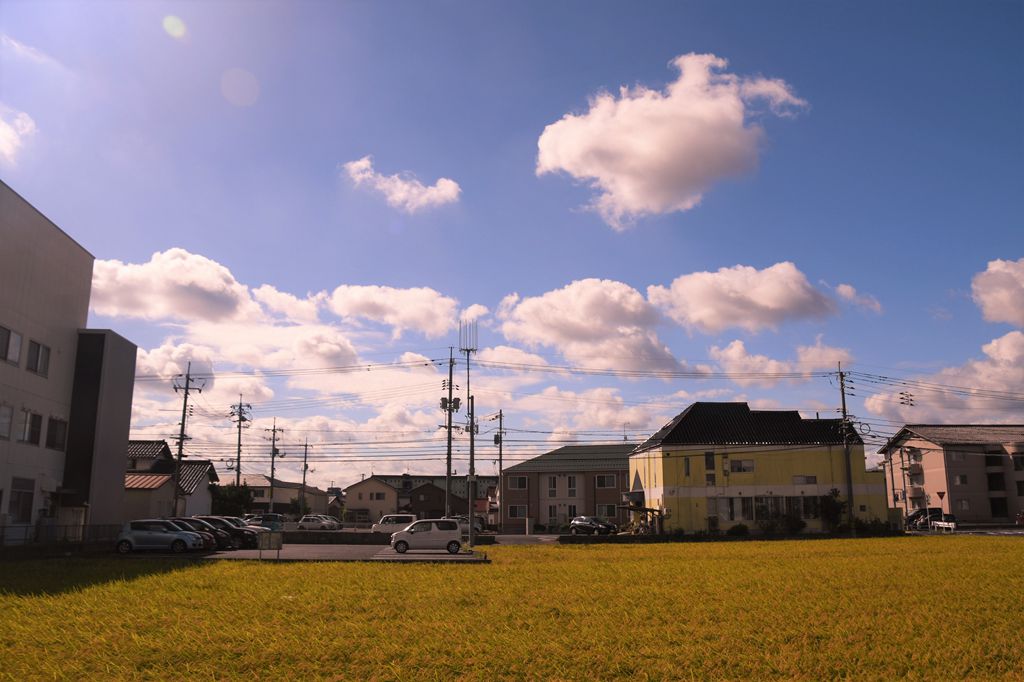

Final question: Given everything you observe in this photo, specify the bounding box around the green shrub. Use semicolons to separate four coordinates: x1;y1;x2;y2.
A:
726;524;749;537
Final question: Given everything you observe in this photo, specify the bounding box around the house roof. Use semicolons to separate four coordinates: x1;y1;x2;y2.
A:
632;402;859;454
238;474;327;495
877;424;1024;454
127;440;173;459
345;474;496;499
504;444;635;474
125;473;172;490
178;461;219;494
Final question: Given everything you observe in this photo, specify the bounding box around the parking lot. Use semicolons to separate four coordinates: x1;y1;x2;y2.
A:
200;543;489;563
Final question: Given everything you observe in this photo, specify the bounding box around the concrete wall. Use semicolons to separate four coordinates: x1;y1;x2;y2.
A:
0;181;93;531
123;486;175;520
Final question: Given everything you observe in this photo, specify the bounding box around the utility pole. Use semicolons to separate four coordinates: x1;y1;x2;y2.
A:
172;362;204;515
460;322;477;546
440;348;459;518
300;439;310;515
264;419;284;514
837;362;855;528
229;395;252;487
489;409;504;533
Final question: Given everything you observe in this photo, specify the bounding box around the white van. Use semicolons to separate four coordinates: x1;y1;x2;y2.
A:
390;519;462;554
371;514;416;534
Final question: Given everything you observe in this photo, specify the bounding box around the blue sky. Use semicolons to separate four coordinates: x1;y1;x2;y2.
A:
2;1;1022;487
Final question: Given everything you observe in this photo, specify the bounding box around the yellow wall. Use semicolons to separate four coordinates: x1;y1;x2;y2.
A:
629;443;887;533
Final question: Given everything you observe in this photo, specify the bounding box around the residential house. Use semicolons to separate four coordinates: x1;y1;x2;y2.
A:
343;474;496;523
123;440;218;517
1;180;136;540
877;425;1024;523
502;444;634;533
629;402;887;534
407;482;466;519
240;473;329;515
342;477;398;522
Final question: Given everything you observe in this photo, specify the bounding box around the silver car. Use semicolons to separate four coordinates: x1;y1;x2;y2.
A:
115;519;204;554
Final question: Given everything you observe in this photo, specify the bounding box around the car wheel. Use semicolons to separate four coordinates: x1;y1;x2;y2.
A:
116;540;132;554
171;539;187;554
570;527;579;535
395;541;409;554
447;541;461;555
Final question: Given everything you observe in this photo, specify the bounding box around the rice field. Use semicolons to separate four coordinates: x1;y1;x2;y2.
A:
1;536;1022;680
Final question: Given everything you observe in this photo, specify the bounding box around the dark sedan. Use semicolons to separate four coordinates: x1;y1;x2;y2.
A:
569;516;617;535
172;517;233;550
194;515;260;548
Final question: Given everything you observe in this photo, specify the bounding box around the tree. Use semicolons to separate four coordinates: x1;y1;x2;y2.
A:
210;484;254;516
820;488;846;532
288;496;310;518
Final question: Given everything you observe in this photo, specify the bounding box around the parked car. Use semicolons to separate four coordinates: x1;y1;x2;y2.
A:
116;519;204;554
445;514;485;534
904;507;941;530
569;516;617;535
243;514;282;531
194;515;260;549
298;514;337;530
390;519;462;554
173;517;233;550
166;519;216;550
372;514;416;533
910;509;948;530
317;515;341;529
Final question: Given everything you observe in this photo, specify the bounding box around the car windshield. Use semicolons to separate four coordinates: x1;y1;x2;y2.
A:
223;517;247;527
173;519;197;531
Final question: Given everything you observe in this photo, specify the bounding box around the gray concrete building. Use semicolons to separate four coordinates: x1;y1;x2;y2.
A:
1;180;136;539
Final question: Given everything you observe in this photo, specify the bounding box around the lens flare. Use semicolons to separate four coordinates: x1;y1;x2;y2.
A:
162;16;187;39
220;68;261;107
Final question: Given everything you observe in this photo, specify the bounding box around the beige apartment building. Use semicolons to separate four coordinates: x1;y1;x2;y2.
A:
878;425;1024;523
1;181;136;539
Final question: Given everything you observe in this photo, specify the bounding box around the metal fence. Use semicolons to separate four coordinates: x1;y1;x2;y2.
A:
1;523;122;547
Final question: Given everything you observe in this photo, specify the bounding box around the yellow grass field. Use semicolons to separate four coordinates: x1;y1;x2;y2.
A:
1;536;1022;680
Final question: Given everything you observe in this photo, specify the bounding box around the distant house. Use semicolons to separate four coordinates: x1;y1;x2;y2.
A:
630;402;887;534
877;424;1024;524
407;482;467;519
238;473;329;515
123;439;218;517
342;474;495;523
502;444;635;533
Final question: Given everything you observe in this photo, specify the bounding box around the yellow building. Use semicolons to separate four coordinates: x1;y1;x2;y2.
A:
628;403;887;534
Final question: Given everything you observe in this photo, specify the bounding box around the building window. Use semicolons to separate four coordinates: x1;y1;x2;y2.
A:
1017;481;1024;496
958;499;970;511
18;412;42;445
989;497;1009;518
684;457;690;477
987;473;1006;491
45;418;68;451
547;505;557;522
507;505;527;519
0;405;12;440
357;492;363;500
25;341;50;377
1013;456;1024;471
596;474;615;488
548;476;556;498
597;504;616;518
253;490;265;498
704;452;715;470
0;326;22;365
792;475;818;485
740;497;754;520
508;476;527;490
730;460;755;473
372;492;386;501
567;475;576;497
8;477;34;524
954;474;968;486
706;473;716;486
567;504;577;517
985;454;1004;467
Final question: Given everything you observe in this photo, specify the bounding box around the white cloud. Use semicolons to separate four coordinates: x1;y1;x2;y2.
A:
498;278;681;371
343;155;461;213
0;34;65;70
92;248;261;322
460;304;489;323
972;258;1024;327
478;345;550;368
253;285;323;324
835;283;882;314
536;53;807;229
648;262;834;334
0;105;37;165
327;284;457;339
864;331;1024;423
710;337;851;387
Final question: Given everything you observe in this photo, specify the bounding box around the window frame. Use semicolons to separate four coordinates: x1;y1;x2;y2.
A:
508;476;528;490
507;504;528;519
0;404;13;440
45;417;68;451
595;474;616;489
0;326;22;365
8;477;34;524
18;411;43;445
567;475;576;497
25;340;50;377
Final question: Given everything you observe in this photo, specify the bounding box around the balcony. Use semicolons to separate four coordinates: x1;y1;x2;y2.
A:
907;485;925;498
